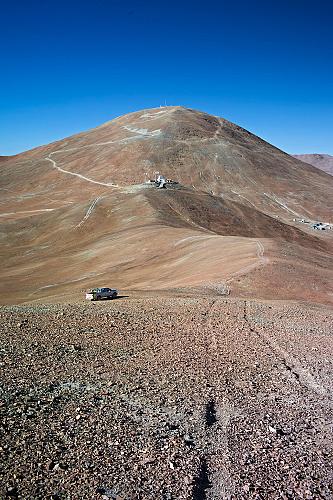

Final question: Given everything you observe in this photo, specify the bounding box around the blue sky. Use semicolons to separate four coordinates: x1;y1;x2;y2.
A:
1;0;332;155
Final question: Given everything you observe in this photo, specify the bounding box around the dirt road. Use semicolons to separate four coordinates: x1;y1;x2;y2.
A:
1;296;332;499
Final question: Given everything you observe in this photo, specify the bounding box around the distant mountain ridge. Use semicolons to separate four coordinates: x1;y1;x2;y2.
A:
292;154;333;176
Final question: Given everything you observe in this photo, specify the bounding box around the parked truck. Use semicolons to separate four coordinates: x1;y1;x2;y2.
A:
86;287;118;301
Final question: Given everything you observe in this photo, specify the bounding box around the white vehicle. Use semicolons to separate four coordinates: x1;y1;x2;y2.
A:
85;287;118;301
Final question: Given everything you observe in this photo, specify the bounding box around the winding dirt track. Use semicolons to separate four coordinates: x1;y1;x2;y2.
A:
224;240;268;286
45;153;119;188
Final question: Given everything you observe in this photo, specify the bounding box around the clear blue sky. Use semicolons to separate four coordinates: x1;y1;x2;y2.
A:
1;0;332;155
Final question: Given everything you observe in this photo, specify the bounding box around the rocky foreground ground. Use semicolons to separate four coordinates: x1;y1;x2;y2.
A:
0;296;332;499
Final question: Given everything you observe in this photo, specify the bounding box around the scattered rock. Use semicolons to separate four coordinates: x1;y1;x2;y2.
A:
1;298;332;499
6;486;18;498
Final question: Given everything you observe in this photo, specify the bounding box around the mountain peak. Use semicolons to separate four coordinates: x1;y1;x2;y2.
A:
1;106;333;304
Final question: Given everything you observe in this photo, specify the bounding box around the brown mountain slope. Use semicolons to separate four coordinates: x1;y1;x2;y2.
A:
292;154;333;176
2;106;333;220
1;107;333;304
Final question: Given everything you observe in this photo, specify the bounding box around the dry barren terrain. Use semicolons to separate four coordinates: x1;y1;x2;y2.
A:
1;296;333;499
1;106;333;305
1;107;333;499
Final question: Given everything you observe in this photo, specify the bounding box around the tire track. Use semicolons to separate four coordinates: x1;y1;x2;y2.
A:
191;300;234;499
75;195;104;229
243;301;328;398
223;239;268;289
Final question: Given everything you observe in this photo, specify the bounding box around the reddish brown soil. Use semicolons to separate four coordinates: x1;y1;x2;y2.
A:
1;297;332;499
0;107;333;305
1;107;333;498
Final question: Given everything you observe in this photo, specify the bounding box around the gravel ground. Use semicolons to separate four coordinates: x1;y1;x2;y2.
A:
0;297;332;499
